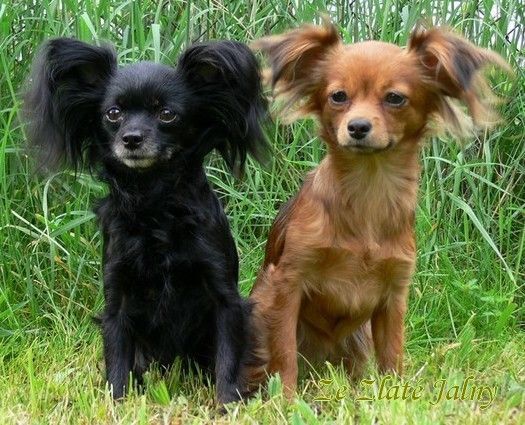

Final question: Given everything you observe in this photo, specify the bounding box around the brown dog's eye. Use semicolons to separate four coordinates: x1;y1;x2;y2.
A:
159;109;178;123
385;92;407;106
106;107;122;122
330;91;348;104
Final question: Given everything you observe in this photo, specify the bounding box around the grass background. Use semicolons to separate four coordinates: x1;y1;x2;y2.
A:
0;0;523;423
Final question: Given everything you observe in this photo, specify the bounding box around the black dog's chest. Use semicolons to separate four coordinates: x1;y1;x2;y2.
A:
102;204;199;275
97;192;225;306
118;213;183;259
100;205;214;329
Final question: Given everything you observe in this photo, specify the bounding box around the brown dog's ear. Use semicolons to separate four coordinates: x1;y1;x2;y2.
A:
408;26;512;136
252;20;341;118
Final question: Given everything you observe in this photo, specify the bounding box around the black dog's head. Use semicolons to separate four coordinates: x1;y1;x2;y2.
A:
24;38;268;175
101;62;191;170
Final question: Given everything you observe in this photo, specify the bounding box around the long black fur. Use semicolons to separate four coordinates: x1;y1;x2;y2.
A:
24;37;268;404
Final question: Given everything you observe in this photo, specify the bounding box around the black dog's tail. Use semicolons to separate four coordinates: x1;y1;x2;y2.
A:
177;40;270;176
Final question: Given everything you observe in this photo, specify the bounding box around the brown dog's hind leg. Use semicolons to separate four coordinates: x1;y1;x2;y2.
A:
258;265;302;399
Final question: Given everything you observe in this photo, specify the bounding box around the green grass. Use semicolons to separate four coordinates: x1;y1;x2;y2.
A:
0;0;524;423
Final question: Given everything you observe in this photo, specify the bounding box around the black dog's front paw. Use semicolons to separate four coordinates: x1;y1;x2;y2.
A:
110;383;127;400
107;371;136;400
216;384;243;406
216;388;244;416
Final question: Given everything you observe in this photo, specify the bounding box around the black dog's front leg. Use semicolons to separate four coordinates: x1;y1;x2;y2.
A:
214;299;248;404
101;315;135;399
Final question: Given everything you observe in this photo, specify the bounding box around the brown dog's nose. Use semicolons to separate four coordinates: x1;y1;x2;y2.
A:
348;119;371;140
122;131;144;150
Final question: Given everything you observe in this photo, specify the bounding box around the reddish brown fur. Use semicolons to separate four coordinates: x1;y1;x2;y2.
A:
246;21;510;397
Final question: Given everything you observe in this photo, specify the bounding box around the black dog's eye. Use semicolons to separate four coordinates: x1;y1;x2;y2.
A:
106;107;122;122
330;91;348;104
385;92;407;106
158;109;178;123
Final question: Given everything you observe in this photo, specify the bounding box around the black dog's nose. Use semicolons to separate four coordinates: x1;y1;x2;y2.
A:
122;131;144;150
348;119;372;140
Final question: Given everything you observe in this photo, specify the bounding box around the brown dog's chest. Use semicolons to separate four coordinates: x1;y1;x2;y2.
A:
298;242;414;340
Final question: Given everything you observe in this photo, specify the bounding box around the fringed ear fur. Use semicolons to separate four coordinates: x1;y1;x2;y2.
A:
408;25;512;140
23;38;117;172
177;41;269;176
252;19;341;120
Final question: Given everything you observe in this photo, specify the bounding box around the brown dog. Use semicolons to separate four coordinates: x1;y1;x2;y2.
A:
247;21;510;396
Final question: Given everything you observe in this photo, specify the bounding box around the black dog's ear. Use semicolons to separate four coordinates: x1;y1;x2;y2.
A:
24;38;117;171
177;41;269;175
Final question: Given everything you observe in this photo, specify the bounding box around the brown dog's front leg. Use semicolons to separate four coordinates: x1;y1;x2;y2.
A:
371;289;408;374
264;267;302;399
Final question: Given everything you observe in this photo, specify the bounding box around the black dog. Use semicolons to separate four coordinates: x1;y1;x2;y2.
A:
24;37;268;403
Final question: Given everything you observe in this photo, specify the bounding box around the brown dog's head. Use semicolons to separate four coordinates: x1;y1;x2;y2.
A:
254;21;511;154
